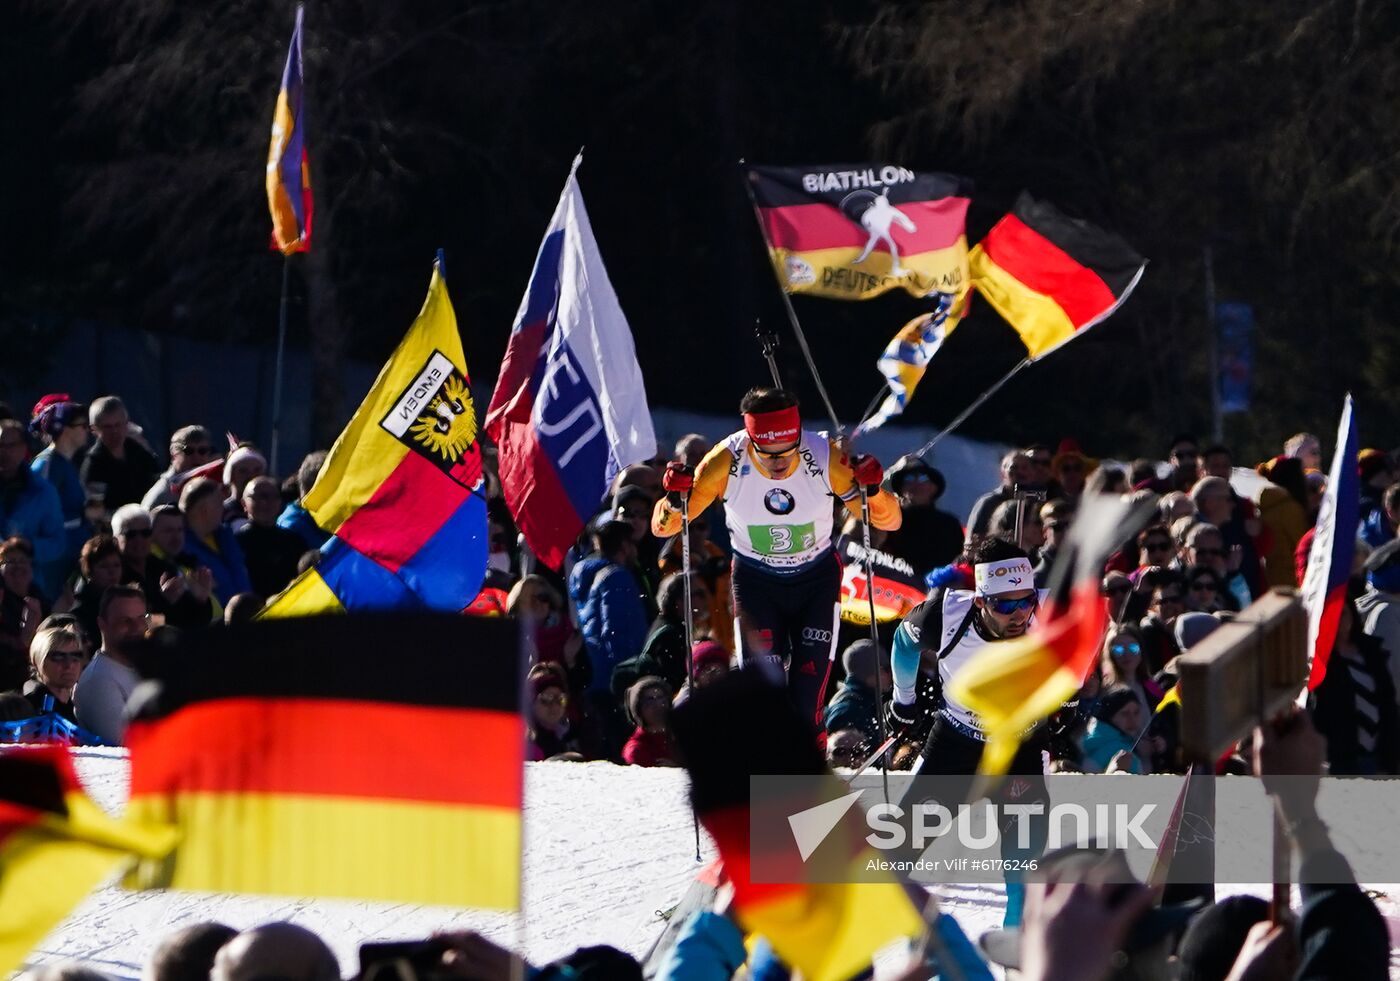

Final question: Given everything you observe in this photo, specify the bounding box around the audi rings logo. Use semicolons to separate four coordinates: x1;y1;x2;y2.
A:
764;488;797;515
802;627;833;643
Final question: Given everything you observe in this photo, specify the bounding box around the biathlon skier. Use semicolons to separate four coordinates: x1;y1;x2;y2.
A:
651;387;900;725
888;536;1051;927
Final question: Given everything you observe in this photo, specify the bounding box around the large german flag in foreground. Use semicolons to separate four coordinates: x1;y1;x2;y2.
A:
1;747;176;974
123;613;522;908
673;671;924;981
969;193;1145;360
948;493;1151;776
748;164;971;300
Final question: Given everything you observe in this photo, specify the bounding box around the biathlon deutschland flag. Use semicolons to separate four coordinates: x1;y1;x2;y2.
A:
747;164;972;300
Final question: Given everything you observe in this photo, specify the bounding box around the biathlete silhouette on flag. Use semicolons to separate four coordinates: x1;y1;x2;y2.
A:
850;187;917;275
652;387;900;726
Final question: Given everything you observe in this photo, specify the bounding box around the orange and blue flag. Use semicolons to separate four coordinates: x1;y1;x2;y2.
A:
266;4;312;254
262;254;487;616
1302;395;1358;689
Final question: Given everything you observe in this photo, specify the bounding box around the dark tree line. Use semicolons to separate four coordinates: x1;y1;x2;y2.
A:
3;0;1399;461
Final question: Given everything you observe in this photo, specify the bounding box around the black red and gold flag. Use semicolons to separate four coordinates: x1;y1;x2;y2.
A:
123;613;522;908
947;493;1152;776
969;193;1145;360
673;671;923;981
747;164;972;300
0;747;175;974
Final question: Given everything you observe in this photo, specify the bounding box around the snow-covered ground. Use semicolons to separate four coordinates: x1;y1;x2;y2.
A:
17;750;1400;979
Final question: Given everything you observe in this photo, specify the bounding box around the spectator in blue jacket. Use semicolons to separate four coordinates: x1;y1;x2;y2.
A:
569;519;648;759
0;420;66;597
28;396;93;589
569;520;649;695
180;476;252;605
276;450;330;551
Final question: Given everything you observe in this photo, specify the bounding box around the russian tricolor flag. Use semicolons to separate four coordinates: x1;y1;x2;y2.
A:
1302;394;1359;690
486;155;655;571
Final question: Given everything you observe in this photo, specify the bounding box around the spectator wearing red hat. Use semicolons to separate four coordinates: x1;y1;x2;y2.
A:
673;640;731;706
29;395;94;591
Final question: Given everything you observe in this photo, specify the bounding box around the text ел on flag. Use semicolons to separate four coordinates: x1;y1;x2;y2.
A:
123;613;523;908
748;164;972;300
856;290;967;435
0;747;176;974
673;670;924;981
265;3;312;255
969;193;1144;360
1301;394;1359;690
262;255;487;616
948;493;1150;776
486;154;655;571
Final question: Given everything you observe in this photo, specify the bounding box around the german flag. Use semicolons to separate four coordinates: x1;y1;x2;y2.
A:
0;747;176;974
969;193;1145;360
948;493;1151;776
123;613;522;908
673;671;924;981
747;164;971;300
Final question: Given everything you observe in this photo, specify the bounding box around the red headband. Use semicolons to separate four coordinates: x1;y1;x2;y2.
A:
744;407;800;445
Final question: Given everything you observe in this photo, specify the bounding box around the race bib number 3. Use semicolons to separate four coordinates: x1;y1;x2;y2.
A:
749;522;816;556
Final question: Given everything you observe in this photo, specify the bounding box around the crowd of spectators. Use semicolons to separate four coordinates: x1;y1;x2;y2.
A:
5;391;1400;786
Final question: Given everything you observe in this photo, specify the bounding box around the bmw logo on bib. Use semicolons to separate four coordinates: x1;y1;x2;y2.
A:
764;488;796;515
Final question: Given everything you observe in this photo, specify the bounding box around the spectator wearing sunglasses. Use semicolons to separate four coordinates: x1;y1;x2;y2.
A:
21;622;84;722
1182;521;1250;611
1191;475;1263;600
887;536;1049;925
1033;500;1073;587
142;425;215;510
651;387;899;729
1137;568;1187;674
1100;571;1133;622
1184;563;1227;614
525;663;594;762
113;504;214;629
1156;432;1202;494
875;456;964;580
1131;523;1177;578
1100;624;1165;728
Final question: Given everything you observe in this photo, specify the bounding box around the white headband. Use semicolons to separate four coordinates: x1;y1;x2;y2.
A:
974;557;1035;596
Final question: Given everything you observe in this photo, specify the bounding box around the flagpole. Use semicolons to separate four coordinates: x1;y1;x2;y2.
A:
739;162;843;433
908;357;1031;459
270;254;292;476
